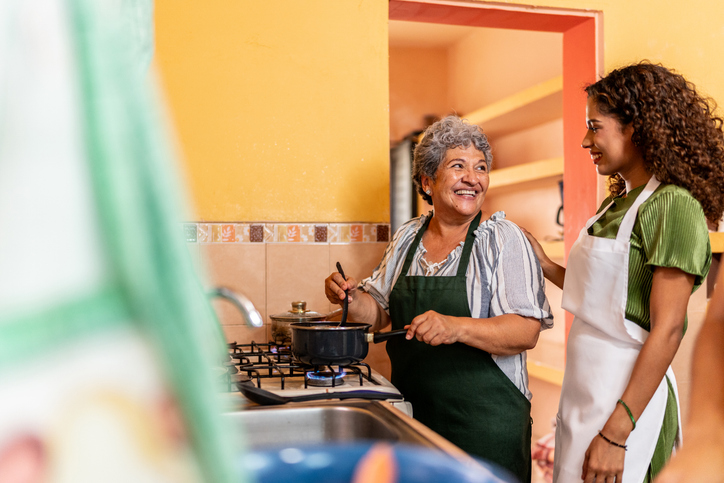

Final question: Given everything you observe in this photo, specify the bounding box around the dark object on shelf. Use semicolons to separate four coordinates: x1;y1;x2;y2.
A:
556;180;564;227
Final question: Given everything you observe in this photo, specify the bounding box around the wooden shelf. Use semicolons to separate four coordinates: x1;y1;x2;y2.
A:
488;157;563;191
527;360;564;386
711;232;724;253
463;76;563;139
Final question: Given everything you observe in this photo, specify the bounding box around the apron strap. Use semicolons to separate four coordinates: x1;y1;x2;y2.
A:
615;176;660;242
399;214;432;277
456;211;482;277
583;176;661;234
586;198;616;229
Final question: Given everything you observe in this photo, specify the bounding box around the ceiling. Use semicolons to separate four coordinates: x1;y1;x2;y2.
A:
388;20;480;48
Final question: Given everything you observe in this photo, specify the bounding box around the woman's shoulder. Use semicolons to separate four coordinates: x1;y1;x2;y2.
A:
636;183;711;278
652;183;698;198
475;211;519;230
474;211;528;244
388;213;427;247
637;183;710;245
642;183;705;214
394;213;427;234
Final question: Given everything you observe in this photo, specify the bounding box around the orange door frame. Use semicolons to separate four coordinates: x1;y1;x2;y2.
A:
389;0;600;340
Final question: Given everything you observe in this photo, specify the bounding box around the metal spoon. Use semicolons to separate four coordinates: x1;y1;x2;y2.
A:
336;261;349;326
237;383;400;406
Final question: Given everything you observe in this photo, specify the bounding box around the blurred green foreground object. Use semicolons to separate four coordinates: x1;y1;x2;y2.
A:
0;1;243;482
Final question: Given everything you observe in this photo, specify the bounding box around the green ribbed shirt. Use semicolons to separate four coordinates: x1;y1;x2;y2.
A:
589;183;711;332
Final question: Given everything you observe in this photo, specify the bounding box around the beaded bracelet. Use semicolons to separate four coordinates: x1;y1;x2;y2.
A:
617;398;637;430
598;431;627;450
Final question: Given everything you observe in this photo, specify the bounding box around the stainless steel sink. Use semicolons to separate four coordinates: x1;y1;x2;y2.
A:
223;399;474;463
227;404;396;447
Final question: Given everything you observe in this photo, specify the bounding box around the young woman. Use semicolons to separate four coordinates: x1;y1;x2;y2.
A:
525;62;724;483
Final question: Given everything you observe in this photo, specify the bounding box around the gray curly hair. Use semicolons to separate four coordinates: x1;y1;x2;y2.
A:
412;116;492;205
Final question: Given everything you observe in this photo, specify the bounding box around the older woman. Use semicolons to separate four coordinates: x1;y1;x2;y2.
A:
325;115;553;482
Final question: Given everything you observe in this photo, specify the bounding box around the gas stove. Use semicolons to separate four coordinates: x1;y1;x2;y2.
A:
223;341;411;416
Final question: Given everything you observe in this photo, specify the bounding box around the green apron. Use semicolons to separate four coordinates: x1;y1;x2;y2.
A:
386;211;532;483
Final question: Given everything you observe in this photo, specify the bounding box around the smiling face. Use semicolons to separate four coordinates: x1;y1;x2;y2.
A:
582;97;648;187
422;145;489;223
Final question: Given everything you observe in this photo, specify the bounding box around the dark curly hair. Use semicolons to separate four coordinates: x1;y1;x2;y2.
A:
586;61;724;225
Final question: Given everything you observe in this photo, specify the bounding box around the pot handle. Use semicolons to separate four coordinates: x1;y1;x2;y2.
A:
366;329;408;344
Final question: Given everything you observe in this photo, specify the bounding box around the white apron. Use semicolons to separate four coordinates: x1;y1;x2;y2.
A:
553;176;682;483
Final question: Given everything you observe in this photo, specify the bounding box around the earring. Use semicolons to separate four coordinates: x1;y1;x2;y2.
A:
425;189;431;195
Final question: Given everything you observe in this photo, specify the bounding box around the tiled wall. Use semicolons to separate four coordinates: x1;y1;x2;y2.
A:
185;223;390;244
186;220;714;419
185;222;393;379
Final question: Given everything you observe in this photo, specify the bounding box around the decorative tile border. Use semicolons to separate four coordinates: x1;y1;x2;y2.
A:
184;222;390;244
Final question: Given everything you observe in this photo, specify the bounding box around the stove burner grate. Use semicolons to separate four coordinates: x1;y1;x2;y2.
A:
224;341;376;390
305;369;346;387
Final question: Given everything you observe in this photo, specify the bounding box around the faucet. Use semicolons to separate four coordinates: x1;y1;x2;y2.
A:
208;287;264;328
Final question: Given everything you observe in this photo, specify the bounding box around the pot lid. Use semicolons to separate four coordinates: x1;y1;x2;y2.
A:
270;301;326;321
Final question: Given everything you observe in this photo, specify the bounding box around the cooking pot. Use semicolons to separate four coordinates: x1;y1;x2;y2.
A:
290;322;407;366
270;302;342;344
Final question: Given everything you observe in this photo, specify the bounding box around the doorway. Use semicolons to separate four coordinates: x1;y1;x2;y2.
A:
387;3;600;476
389;0;599;331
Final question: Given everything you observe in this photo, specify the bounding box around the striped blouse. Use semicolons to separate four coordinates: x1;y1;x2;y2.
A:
359;211;553;400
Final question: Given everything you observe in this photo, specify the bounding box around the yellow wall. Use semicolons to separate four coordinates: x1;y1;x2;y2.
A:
389;46;449;142
154;1;389;223
507;0;724;103
155;0;724;223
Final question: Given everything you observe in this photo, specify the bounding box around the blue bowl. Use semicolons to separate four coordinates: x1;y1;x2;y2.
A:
237;443;517;483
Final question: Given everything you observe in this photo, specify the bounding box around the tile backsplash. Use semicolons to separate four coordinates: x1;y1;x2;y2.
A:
185;222;390;244
186;221;392;377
